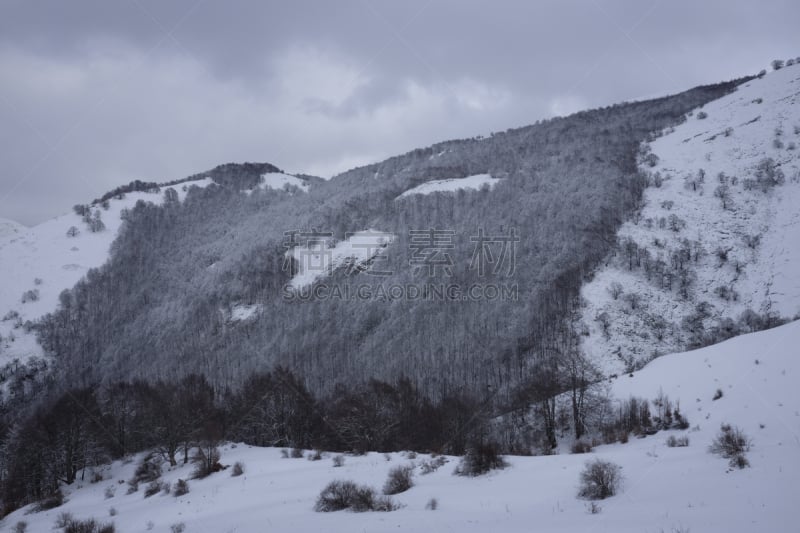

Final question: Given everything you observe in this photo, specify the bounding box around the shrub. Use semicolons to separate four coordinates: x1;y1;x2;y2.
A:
729;453;750;469
772;59;784;71
191;446;222;479
20;289;39;303
56;512;75;528
90;471;104;483
133;454;162;484
372;495;401;512
332;454;345;467
316;480;367;512
709;423;751;458
712;389;723;401
571;440;593;454
666;435;689;447
419;456;448;474
307;450;322;461
173;479;190;497
290;447;304;458
697;111;708;120
383;465;414;495
587;501;602;514
455;443;508;476
108;507;117;517
35;489;65;511
170;523;186;533
426;498;438;510
126;480;138;494
104;486;116;499
232;461;245;476
578;459;622;500
280;449;289;458
13;521;27;533
144;480;165;498
63;518;116;533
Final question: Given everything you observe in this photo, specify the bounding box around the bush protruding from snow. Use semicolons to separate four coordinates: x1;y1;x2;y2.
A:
709;423;751;462
571;440;593;454
383;465;414;495
60;517;115;533
132;454;162;484
419;456;448;474
666;435;690;447
173;479;189;497
232;461;244;476
191;445;222;479
34;489;64;511
578;459;622;500
332;455;345;467
454;443;508;477
144;480;166;498
314;480;399;513
307;450;322;461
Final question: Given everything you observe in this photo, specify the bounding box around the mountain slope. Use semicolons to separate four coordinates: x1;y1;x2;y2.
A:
6;319;798;533
32;78;747;397
580;64;800;374
0;180;212;367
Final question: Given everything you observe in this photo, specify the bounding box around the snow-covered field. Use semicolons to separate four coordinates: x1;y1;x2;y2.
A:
581;64;800;374
0;178;212;366
6;319;798;532
397;173;501;198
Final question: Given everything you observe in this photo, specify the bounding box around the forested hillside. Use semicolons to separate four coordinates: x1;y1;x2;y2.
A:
30;78;747;405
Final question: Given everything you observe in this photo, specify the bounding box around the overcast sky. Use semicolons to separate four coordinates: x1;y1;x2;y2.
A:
1;0;797;225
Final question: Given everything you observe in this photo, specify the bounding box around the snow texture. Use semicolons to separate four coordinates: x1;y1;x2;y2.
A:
581;64;800;375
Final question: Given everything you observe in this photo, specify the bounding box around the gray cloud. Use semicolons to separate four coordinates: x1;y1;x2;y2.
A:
0;0;797;224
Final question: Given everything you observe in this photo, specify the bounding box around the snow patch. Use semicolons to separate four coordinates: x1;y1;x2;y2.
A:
397;174;501;198
257;172;309;193
287;230;394;288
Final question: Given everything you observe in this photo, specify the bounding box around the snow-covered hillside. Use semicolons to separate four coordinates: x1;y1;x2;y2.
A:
0;178;212;367
7;319;798;533
397;173;501;198
581;64;800;374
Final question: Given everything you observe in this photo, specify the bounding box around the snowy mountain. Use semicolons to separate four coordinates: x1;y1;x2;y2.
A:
580;64;800;375
0;178;213;368
5;319;798;533
3;59;800;529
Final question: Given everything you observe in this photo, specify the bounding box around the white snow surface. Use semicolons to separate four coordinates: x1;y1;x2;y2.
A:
227;303;262;322
397;173;501;198
581;64;800;375
6;320;799;532
287;230;395;288
256;172;309;193
0;178;212;366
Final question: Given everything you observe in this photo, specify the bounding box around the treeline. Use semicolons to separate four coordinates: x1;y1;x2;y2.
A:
0;369;496;514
